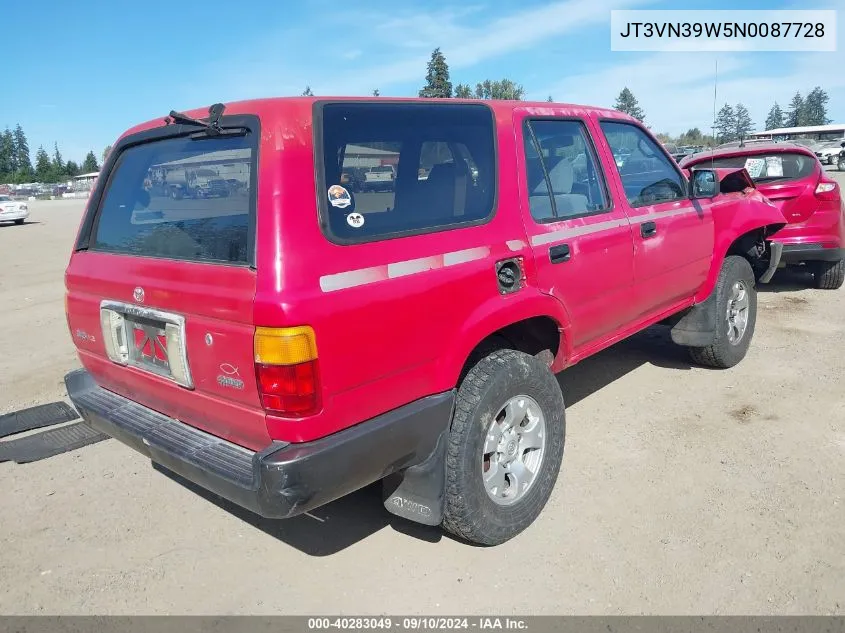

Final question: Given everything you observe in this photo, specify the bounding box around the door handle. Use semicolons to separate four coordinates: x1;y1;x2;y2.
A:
549;243;571;264
640;221;657;238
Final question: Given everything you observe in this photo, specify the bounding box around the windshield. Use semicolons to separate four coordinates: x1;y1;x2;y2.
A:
90;134;255;264
0;196;12;202
704;152;815;182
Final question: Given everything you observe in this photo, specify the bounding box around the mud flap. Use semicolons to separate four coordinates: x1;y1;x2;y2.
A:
670;290;718;347
382;430;447;526
759;241;783;284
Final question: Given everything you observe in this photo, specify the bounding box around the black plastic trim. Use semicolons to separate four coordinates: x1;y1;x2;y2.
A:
74;114;261;269
312;100;499;245
780;244;845;263
65;369;455;520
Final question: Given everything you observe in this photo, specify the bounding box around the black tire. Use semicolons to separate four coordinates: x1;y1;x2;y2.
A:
688;255;757;369
813;259;845;290
442;349;565;546
838;156;845;171
14;219;24;225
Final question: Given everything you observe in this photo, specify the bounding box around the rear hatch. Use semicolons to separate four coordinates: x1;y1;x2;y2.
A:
65;120;269;450
691;151;820;223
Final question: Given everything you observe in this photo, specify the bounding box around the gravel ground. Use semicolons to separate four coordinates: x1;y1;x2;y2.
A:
0;182;843;615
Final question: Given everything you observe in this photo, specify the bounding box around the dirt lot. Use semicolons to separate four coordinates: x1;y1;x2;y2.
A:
1;186;843;615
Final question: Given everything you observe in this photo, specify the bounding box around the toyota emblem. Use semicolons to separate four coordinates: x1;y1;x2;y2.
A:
133;287;145;303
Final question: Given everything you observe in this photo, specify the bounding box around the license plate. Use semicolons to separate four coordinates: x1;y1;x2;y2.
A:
99;301;193;388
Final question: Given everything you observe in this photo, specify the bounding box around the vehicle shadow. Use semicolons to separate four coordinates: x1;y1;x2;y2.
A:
155;324;694;556
0;221;40;228
758;268;815;293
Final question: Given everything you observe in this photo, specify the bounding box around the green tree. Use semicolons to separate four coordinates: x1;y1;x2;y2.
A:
764;103;784;130
419;48;452;98
473;79;525;100
802;87;831;125
64;160;80;178
102;145;112;164
786;92;804;127
454;83;473;98
35;145;52;181
52;142;64;175
81;151;99;173
13;124;32;178
301;85;314;96
714;103;737;143
613;87;645;122
734;103;754;139
0;128;14;177
372;89;380;97
546;95;553;102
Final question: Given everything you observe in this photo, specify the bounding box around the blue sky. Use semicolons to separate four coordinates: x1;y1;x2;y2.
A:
2;0;843;164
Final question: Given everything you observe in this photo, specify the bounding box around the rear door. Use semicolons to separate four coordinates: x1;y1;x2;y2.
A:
598;120;714;318
516;115;635;351
65;125;270;450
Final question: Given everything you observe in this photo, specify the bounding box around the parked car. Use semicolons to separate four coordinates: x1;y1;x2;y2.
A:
837;143;845;171
0;195;28;225
340;167;366;192
361;164;396;192
64;98;786;546
681;143;844;289
814;141;844;165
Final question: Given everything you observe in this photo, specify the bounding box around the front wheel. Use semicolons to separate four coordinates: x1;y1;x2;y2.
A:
838;156;845;171
442;349;565;546
689;255;757;369
813;259;845;290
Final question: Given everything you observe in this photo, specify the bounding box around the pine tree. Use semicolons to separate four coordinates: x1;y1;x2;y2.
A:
714;103;737;143
764;103;784;130
64;160;80;178
13;124;32;177
546;95;554;102
81;151;99;173
35;146;51;181
0;128;14;176
53;142;64;175
301;86;314;96
613;87;645;122
734;103;754;140
372;89;380;97
102;145;113;164
454;83;473;98
419;48;452;98
802;87;831;126
786;92;804;127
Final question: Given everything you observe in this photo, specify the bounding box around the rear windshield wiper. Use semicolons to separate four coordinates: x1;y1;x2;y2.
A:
165;103;245;137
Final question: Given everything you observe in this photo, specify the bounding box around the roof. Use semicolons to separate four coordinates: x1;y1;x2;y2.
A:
154;148;251;168
751;123;845;137
73;172;99;178
344;144;400;156
680;142;815;168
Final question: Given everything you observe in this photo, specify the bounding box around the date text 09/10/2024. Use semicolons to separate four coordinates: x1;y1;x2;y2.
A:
307;617;528;630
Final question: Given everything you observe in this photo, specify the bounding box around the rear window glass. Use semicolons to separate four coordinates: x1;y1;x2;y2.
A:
91;134;254;264
706;153;815;182
319;102;496;241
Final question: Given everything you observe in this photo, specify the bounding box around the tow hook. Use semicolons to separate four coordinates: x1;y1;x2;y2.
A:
759;242;783;284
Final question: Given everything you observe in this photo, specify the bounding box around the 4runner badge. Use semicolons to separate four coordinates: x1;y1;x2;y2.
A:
327;184;352;209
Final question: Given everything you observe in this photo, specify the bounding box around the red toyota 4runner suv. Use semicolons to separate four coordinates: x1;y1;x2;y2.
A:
64;98;787;545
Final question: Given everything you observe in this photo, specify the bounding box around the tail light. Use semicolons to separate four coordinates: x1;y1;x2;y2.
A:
254;326;320;417
815;178;840;201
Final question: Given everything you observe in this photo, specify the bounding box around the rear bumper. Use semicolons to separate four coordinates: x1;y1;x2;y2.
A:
65;369;454;519
779;243;845;263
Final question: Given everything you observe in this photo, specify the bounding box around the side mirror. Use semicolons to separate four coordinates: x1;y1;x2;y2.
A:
690;169;719;199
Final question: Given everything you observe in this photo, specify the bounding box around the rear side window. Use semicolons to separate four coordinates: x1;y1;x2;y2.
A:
523;119;610;222
705;153;816;182
600;121;686;206
91;134;254;264
318;102;496;242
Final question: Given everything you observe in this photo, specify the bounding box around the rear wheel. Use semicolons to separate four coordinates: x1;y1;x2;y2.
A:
442;349;565;546
813;259;845;290
689;256;757;369
838;155;845;171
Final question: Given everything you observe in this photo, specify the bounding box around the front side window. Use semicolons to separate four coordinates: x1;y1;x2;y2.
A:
523;119;609;222
319;102;496;242
601;121;686;207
